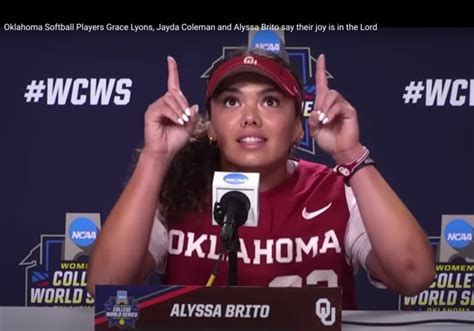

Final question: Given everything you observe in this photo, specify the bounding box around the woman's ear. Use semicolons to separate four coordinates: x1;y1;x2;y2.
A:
208;122;216;141
293;118;304;144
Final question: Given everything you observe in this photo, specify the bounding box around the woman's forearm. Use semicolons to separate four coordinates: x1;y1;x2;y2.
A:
349;165;435;294
87;151;171;295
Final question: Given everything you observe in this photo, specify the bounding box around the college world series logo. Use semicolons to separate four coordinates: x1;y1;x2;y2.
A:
400;215;474;311
201;30;333;156
104;290;140;328
18;213;101;306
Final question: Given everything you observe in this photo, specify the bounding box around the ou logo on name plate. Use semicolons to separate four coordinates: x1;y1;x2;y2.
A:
315;298;336;326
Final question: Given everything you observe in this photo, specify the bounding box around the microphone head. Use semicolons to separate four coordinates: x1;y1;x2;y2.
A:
212;172;259;227
219;191;251;226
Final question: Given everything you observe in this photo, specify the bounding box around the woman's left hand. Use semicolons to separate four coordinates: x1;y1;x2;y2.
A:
308;54;364;164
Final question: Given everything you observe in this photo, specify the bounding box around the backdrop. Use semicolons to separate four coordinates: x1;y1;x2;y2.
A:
1;26;473;309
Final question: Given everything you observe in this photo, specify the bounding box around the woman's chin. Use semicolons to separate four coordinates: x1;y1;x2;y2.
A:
223;157;276;172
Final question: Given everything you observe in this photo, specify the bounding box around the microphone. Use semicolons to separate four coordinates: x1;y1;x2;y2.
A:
211;172;259;286
214;191;251;244
212;172;260;229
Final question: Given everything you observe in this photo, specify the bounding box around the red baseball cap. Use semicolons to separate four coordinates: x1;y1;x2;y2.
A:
206;54;303;106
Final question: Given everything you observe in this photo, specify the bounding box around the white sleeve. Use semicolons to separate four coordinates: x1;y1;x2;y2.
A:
147;212;168;275
343;185;386;289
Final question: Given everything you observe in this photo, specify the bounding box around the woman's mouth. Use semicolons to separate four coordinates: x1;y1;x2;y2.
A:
237;136;267;148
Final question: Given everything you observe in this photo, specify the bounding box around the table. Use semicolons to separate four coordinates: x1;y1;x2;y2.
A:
0;307;473;330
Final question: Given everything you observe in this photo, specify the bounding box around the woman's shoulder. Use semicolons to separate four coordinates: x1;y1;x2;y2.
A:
295;158;334;176
292;158;345;191
289;158;347;204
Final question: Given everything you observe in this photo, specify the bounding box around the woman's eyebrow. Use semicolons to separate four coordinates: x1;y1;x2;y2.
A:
218;87;241;94
257;87;282;95
219;87;281;95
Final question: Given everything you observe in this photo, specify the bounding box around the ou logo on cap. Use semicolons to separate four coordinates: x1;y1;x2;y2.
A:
243;56;258;65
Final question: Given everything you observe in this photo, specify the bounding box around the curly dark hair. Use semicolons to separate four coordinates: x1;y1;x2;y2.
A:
136;47;303;222
158;118;219;221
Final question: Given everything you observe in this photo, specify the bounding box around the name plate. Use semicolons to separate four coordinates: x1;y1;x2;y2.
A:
94;285;342;330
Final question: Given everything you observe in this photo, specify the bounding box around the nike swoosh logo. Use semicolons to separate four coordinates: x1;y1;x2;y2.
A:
302;202;332;220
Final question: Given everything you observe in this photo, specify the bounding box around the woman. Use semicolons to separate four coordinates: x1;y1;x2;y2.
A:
87;48;435;309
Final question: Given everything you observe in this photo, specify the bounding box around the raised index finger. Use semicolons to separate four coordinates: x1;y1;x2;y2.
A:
315;54;328;108
167;56;181;91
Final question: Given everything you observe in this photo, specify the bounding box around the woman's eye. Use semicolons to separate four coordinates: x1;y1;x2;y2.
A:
224;97;239;107
263;96;280;107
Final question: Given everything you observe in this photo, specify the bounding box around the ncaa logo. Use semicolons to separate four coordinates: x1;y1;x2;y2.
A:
223;173;248;184
251;30;282;53
69;217;99;248
444;219;473;249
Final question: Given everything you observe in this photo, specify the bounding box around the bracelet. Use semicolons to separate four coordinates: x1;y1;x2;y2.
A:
333;147;376;183
348;157;376;182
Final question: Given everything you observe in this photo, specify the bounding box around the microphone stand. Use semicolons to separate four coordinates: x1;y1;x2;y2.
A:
226;229;239;286
214;191;250;286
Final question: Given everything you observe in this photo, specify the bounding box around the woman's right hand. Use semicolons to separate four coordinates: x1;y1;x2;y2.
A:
143;56;199;159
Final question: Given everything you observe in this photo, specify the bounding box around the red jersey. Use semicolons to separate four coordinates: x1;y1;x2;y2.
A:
148;159;379;309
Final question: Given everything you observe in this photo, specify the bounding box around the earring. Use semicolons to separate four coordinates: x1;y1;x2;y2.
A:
209;136;216;146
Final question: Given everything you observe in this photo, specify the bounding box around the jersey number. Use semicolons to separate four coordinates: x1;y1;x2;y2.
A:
269;269;338;287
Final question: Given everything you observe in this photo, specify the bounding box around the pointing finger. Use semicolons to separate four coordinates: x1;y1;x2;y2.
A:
167;56;181;91
315;54;329;110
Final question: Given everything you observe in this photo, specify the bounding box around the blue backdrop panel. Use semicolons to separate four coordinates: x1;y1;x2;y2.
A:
1;27;472;308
